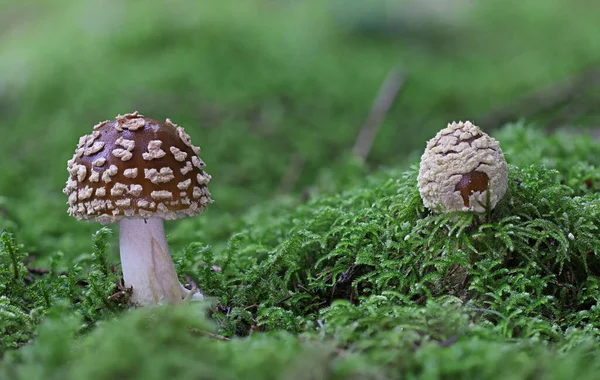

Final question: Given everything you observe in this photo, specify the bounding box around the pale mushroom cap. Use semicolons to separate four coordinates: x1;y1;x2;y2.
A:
417;121;508;213
63;111;213;224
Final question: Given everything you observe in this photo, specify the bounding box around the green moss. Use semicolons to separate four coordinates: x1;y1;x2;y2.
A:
2;123;600;378
497;123;600;194
2;1;600;377
2;301;600;380
0;228;121;356
191;162;600;339
2;0;600;260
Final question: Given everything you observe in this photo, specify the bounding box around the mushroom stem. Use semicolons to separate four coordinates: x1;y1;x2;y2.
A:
119;217;201;306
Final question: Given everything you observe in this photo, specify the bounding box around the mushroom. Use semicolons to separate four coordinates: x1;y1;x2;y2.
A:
417;121;508;213
63;111;213;306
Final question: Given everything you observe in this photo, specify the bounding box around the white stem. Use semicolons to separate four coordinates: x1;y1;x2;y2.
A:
119;217;201;306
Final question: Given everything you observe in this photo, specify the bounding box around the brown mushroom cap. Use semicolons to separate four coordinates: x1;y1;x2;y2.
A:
63;112;212;224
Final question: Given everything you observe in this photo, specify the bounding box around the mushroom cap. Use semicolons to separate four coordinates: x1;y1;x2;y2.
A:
63;112;213;224
417;121;508;213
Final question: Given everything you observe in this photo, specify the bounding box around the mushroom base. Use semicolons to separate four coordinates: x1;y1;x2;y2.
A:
119;217;202;306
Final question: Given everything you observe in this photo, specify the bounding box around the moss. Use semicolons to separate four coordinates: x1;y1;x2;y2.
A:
2;1;600;376
2;0;600;260
2;301;600;380
2;123;600;378
192;162;600;339
0;228;121;355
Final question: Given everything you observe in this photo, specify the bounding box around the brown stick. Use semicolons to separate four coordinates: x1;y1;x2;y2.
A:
352;68;407;160
274;294;293;306
277;154;305;194
190;328;231;341
546;94;596;132
26;266;50;275
479;65;600;130
26;266;69;276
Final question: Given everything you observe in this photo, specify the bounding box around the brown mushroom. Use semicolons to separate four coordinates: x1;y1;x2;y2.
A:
63;111;213;306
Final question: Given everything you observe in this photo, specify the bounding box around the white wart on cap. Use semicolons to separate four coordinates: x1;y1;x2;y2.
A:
63;111;212;223
417;121;508;213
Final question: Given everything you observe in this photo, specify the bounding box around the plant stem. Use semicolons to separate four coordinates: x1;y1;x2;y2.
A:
1;233;20;281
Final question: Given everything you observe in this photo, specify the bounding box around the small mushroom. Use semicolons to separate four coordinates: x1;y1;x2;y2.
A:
63;111;213;306
417;121;508;213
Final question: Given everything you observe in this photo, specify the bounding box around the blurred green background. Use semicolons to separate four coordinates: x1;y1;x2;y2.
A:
1;0;599;261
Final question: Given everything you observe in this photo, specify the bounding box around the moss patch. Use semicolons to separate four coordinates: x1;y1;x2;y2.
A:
2;124;600;379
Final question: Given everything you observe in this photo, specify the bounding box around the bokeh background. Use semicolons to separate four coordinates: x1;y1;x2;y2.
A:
1;0;600;261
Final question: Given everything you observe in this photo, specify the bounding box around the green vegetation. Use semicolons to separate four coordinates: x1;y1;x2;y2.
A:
1;0;600;379
2;124;600;379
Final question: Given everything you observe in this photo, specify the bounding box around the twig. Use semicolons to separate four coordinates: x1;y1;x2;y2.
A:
190;328;231;341
479;64;600;130
26;266;69;277
296;284;311;294
590;127;600;141
26;266;50;275
277;154;305;194
184;274;199;291
274;294;293;306
546;95;596;132
107;289;130;301
438;336;459;347
352;68;407;161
